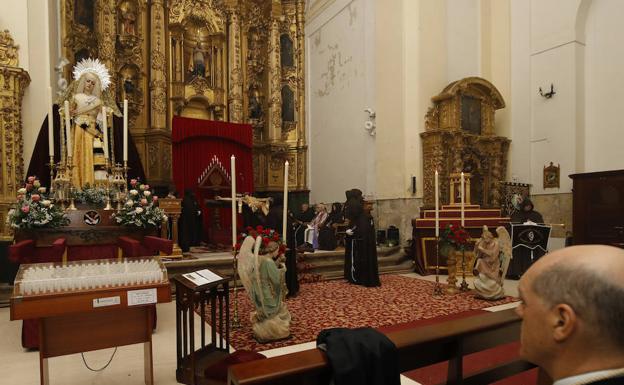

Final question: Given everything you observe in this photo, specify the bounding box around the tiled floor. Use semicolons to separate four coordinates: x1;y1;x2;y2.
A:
0;274;519;384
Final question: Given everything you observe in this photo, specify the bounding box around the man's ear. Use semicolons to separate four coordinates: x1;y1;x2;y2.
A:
552;304;576;342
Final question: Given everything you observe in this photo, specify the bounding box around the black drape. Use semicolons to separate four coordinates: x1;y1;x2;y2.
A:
27;104;145;187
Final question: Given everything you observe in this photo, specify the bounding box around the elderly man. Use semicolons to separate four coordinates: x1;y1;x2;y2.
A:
516;245;624;385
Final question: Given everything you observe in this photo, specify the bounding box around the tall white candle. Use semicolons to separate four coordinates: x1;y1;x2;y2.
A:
282;161;289;242
123;99;128;161
460;172;465;227
102;107;109;159
231;155;237;249
435;170;439;237
64;100;72;158
48;87;54;157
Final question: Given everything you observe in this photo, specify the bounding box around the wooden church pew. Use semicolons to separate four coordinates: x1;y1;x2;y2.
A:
227;308;552;385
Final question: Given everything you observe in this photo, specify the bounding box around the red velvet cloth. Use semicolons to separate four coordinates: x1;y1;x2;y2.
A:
9;238;67;349
67;244;118;261
204;350;266;383
9;238;66;264
117;236;173;258
172;117;254;242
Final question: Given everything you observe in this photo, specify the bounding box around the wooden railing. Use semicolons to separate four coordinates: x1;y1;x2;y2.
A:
227;309;552;385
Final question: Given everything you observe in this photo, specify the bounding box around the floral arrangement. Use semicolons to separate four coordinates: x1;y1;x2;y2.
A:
113;179;165;228
235;225;286;256
439;223;470;251
75;183;108;207
8;176;69;229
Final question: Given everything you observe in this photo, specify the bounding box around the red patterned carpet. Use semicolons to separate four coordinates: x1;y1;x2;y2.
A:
225;275;517;351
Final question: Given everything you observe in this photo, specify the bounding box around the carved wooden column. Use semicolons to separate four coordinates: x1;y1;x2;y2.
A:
150;0;167;131
0;30;30;238
96;0;117;96
227;8;243;123
266;17;282;141
145;0;171;185
295;0;307;190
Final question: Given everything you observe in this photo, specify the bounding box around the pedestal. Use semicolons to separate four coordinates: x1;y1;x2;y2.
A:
446;249;460;294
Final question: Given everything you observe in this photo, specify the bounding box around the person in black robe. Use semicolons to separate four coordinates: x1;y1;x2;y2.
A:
293;203;315;248
507;197;546;279
179;189;202;252
318;202;343;251
343;189;380;287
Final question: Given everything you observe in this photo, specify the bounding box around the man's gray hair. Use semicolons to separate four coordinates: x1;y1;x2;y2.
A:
532;263;624;349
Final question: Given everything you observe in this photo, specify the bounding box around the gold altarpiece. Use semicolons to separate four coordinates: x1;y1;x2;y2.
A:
0;30;30;239
59;0;307;192
422;77;510;208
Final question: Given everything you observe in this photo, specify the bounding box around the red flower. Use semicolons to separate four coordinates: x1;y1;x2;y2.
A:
279;244;286;253
246;226;253;232
256;225;264;232
262;238;270;246
235;243;241;250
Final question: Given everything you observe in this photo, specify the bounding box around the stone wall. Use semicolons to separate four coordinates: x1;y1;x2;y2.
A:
373;197;422;245
530;193;572;238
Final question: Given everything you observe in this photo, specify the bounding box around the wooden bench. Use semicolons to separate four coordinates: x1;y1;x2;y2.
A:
227;309;552;385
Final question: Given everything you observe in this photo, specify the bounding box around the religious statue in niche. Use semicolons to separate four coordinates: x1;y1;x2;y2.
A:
249;88;264;120
281;86;295;123
188;41;208;80
119;0;138;38
461;95;482;135
280;34;294;68
543;162;560;189
74;0;95;30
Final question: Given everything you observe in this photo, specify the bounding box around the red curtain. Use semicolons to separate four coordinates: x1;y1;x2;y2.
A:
172;117;253;243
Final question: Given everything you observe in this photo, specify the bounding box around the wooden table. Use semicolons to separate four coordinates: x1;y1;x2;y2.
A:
10;258;172;385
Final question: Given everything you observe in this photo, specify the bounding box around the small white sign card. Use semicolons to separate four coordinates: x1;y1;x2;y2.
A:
127;288;157;306
93;296;121;308
182;269;223;286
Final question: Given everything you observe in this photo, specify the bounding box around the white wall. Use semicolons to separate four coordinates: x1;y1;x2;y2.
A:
0;0;56;173
306;0;376;204
583;0;624;172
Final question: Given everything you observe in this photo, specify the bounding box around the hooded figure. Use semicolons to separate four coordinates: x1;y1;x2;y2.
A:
510;197;544;224
507;197;546;279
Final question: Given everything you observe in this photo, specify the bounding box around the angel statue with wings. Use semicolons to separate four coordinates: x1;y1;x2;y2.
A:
472;225;512;300
237;234;291;343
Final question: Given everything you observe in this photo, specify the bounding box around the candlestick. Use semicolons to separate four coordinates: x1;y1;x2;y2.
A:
231;155;236;249
460;172;465;227
435;170;439;237
102;107;109;159
64;100;72;158
48;87;54;157
123;99;128;162
282;161;289;242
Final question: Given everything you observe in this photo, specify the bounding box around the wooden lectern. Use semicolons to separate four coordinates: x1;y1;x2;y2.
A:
10;258;172;385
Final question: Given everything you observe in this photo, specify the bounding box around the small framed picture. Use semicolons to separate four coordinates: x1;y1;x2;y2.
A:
543;162;560;189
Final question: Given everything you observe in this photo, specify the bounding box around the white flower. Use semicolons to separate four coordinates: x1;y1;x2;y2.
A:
135;207;144;214
130;189;139;196
126;200;134;207
143;190;151;197
38;187;46;193
17;188;26;194
41;200;51;207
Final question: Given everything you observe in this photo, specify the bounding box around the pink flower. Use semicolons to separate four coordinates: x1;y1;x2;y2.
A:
21;205;30;213
27;176;35;183
152;196;158;202
26;183;33;191
130;179;138;186
144;184;150;190
31;194;41;202
140;198;148;206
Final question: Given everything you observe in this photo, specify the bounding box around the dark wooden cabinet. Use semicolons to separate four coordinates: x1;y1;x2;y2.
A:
570;170;624;246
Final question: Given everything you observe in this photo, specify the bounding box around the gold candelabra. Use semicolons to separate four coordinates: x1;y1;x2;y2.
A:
459;248;469;292
433;237;443;296
66;156;76;210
